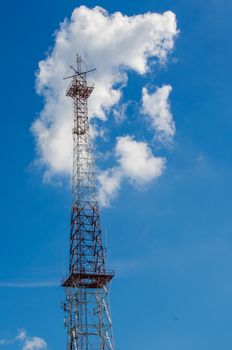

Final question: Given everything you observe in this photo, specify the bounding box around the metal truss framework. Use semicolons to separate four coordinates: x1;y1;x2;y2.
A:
62;55;115;350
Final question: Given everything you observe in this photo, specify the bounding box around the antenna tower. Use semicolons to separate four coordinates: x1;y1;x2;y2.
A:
62;55;115;350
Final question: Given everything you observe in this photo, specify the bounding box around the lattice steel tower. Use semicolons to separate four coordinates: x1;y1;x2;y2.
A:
62;55;115;350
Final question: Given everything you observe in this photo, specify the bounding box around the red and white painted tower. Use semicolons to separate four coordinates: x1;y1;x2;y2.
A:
62;55;115;350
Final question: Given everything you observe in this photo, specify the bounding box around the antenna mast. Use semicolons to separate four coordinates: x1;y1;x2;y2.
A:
62;54;115;350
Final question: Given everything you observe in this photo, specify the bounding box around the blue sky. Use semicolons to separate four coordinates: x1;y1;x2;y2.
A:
1;0;232;349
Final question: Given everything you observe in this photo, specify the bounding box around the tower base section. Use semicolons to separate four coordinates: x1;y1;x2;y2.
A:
63;284;114;350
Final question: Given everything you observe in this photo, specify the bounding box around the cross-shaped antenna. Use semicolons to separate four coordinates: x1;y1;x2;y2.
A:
63;54;96;80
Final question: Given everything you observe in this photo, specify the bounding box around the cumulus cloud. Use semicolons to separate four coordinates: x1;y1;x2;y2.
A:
116;135;165;182
142;85;175;143
0;330;47;350
32;5;178;181
98;136;165;206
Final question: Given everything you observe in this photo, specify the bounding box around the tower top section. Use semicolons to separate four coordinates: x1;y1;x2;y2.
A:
64;54;96;99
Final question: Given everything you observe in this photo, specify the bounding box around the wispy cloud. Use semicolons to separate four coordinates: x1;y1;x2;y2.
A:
0;281;58;288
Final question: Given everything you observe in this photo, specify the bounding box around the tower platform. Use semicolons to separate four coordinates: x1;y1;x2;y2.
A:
66;78;94;99
62;270;114;289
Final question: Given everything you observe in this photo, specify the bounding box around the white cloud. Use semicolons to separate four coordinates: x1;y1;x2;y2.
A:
142;85;175;143
0;330;47;350
32;5;178;180
116;135;165;183
98;168;122;207
98;136;166;206
23;337;46;350
16;330;27;341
